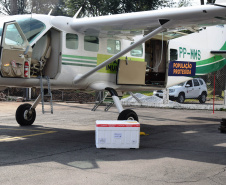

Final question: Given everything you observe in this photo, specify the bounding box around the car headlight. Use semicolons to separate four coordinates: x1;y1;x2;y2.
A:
169;89;175;93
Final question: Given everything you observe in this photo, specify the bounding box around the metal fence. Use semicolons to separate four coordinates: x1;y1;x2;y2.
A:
197;65;226;105
0;88;95;103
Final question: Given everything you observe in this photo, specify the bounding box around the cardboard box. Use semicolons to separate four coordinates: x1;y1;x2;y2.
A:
96;120;140;149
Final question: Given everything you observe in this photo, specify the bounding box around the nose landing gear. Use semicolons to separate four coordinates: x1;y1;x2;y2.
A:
16;103;36;126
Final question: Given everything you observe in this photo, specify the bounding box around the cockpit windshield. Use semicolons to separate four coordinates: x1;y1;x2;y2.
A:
0;17;46;43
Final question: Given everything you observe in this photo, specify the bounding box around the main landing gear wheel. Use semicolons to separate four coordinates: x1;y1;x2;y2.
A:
117;109;139;122
16;103;36;126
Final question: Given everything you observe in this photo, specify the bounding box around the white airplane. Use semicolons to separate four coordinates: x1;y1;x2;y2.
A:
0;3;226;126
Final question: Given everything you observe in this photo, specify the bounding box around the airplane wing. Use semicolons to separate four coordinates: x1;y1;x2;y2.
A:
70;4;226;40
72;3;226;84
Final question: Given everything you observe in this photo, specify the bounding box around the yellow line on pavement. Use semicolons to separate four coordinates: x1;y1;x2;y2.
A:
0;129;57;142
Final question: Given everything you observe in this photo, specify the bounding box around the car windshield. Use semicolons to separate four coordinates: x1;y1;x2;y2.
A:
0;17;46;43
175;82;185;86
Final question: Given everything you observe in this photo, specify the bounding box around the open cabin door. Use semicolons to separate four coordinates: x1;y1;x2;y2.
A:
0;21;32;78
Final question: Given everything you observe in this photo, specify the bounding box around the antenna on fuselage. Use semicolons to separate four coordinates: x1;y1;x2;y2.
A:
73;7;82;19
48;9;53;16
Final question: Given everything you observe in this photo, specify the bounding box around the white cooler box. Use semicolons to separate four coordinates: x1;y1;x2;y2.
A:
95;120;140;149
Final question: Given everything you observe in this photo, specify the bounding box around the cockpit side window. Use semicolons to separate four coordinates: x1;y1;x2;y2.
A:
17;18;46;43
5;24;24;46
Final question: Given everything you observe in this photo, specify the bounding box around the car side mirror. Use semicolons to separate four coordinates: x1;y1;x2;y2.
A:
185;84;190;87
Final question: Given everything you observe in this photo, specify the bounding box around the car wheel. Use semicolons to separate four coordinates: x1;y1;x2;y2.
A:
177;93;185;103
199;92;206;104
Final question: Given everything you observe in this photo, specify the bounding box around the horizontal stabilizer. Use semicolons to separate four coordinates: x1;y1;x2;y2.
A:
211;50;226;58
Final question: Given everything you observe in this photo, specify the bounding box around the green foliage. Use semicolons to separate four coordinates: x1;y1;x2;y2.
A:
0;0;66;15
177;0;192;7
0;0;29;15
52;0;68;16
64;0;161;17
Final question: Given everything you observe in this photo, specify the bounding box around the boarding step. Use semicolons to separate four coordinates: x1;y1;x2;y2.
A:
104;102;114;112
92;91;123;112
39;76;53;114
92;91;108;111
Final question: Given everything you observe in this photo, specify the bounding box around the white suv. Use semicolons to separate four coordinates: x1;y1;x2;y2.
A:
154;78;208;103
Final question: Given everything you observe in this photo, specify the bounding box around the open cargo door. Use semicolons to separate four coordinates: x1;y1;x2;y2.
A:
117;60;147;85
0;21;32;78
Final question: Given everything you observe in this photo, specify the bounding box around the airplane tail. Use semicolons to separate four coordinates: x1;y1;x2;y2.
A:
195;42;226;76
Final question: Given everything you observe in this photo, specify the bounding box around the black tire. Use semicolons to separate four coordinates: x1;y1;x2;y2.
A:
177;93;185;103
16;103;36;126
117;109;139;122
199;92;206;104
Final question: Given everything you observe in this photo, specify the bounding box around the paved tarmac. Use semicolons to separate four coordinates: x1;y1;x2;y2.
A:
0;102;226;185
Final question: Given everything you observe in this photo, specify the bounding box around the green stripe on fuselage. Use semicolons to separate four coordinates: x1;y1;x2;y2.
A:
196;58;226;75
62;62;96;67
62;58;96;64
196;55;224;66
220;42;226;50
61;54;145;72
62;54;97;60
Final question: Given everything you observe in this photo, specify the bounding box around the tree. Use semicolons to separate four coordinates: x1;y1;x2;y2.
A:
64;0;161;17
52;0;68;16
177;0;192;7
0;0;29;15
30;0;58;14
158;0;176;8
10;0;17;15
0;0;65;15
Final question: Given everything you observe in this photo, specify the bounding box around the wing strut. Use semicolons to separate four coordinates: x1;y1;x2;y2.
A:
73;19;172;84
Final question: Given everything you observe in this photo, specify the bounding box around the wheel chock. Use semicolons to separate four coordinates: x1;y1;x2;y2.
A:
140;132;149;136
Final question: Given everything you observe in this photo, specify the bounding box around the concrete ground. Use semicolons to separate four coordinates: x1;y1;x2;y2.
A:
0;102;226;185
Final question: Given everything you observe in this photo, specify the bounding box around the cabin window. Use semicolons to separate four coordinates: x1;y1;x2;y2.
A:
107;39;121;54
170;49;178;61
84;36;99;52
66;34;78;50
130;42;143;57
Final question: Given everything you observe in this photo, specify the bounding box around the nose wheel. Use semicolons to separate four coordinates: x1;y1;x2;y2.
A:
16;103;36;126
